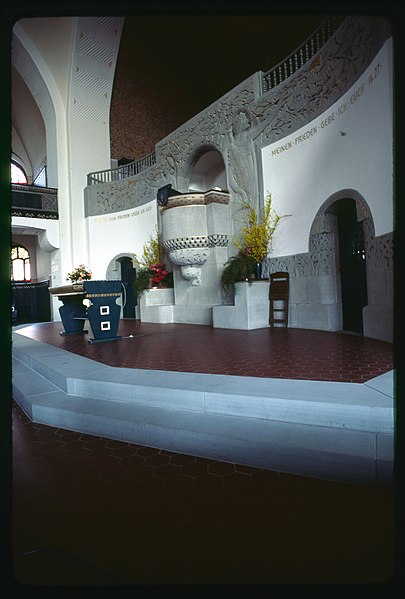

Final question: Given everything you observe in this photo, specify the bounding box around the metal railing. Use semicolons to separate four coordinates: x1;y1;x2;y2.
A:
86;17;345;186
262;16;345;93
87;151;156;185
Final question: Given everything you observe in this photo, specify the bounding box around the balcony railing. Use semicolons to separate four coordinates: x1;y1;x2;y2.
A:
262;16;345;93
11;184;58;219
86;17;345;186
87;151;156;186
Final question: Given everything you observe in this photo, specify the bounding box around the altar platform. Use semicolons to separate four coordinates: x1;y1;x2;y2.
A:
12;321;394;488
13;319;393;383
11;320;396;585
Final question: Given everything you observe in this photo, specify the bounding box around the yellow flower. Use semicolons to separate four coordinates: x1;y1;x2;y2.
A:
132;227;163;268
233;193;288;263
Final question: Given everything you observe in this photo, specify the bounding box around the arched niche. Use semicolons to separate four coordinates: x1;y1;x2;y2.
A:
188;149;227;192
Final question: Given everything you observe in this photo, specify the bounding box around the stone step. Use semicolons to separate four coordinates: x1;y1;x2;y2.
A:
12;331;394;485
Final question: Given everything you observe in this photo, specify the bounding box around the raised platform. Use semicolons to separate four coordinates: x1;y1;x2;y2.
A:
12;327;394;486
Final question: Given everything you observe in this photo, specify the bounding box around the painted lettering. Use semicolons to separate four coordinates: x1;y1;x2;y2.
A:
337;101;348;116
350;83;365;105
271;140;293;156
320;112;335;129
294;126;317;144
368;62;381;85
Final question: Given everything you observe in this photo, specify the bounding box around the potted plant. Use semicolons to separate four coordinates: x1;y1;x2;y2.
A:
220;251;256;292
133;230;173;296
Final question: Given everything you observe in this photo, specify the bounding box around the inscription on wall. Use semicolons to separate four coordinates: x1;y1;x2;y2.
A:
270;60;383;157
94;204;152;224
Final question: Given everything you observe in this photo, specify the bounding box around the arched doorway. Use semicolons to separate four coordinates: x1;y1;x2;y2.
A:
335;199;368;333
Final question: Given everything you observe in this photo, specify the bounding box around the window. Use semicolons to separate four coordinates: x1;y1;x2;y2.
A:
11;162;28;184
11;245;31;282
33;166;47;187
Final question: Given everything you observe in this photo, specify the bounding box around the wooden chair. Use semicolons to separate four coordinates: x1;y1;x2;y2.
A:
269;272;289;327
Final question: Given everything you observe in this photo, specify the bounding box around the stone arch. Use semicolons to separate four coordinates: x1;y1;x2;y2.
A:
181;144;227;193
12;26;62;188
310;189;374;235
312;192;368;334
308;189;394;339
263;189;382;335
105;253;137;280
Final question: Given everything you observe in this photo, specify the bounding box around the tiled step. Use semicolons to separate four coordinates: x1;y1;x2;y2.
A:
12;332;394;485
12;332;394;433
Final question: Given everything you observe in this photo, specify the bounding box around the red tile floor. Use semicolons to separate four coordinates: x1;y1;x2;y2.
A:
16;320;394;383
11;401;395;587
11;322;397;587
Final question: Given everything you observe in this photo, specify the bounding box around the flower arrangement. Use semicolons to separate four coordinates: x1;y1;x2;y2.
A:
66;264;92;284
233;193;288;263
221;193;289;292
133;229;173;296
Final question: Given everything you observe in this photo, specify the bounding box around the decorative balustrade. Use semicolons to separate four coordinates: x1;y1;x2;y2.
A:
11;184;58;219
86;17;345;186
87;151;156;185
262;16;345;93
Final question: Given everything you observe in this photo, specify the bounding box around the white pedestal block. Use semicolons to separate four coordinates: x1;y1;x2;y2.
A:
213;281;270;330
139;288;175;323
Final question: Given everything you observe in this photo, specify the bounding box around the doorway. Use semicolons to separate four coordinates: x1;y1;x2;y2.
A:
119;257;137;318
336;199;368;333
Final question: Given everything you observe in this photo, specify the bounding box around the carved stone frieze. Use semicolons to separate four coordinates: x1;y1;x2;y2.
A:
263;230;335;278
363;219;393;269
309;212;335;235
264;214;393;280
86;16;389;224
252;17;375;145
164;237;210;252
355;198;373;222
163;235;229;252
85;163;166;215
168;247;210;286
156;81;255;178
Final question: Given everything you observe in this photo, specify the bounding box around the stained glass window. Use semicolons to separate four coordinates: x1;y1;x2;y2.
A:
11;245;31;282
11;162;28;184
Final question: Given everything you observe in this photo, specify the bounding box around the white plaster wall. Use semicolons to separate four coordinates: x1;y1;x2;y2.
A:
11;217;60;251
261;39;393;258
85;200;158;279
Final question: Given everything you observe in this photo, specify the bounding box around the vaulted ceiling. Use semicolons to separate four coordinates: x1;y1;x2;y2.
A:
117;14;327;118
11;14;327;178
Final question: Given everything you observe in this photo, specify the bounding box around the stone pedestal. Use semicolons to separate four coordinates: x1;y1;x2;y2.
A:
213;281;270;330
160;190;231;324
139;288;175;323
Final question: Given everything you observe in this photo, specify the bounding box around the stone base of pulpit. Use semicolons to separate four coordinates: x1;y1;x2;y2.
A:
213;281;270;330
139;288;175;323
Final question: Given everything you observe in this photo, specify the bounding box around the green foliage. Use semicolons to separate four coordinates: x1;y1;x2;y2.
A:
135;267;153;296
220;251;257;293
132;228;173;296
135;263;173;297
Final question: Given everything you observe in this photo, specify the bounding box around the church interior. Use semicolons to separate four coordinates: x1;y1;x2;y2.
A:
7;12;397;589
